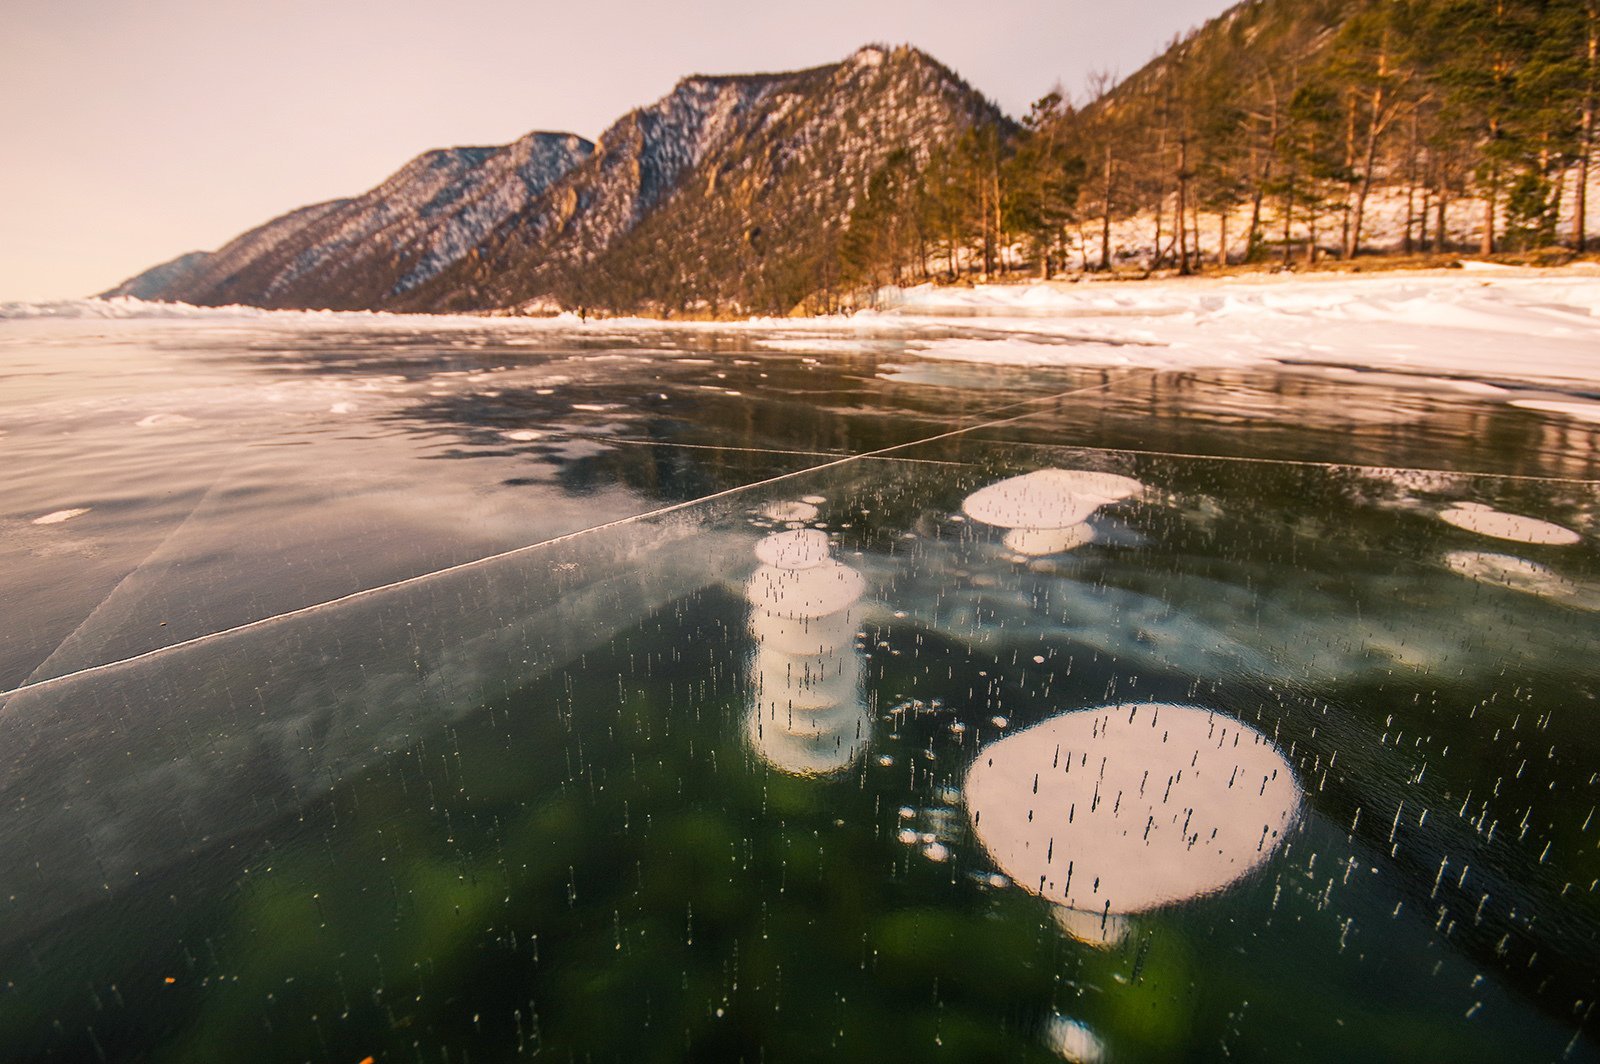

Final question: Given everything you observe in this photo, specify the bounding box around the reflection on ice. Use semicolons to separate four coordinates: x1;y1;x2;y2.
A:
1002;524;1096;557
754;649;861;711
1444;549;1600;609
962;469;1143;556
745;530;869;776
1044;1012;1108;1064
1051;905;1132;949
1438;502;1581;545
965;703;1299;919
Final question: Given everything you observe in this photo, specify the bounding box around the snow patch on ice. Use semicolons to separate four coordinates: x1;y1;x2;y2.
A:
32;508;90;525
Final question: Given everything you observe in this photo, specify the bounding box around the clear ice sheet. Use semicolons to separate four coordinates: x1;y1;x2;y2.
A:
3;433;1599;1062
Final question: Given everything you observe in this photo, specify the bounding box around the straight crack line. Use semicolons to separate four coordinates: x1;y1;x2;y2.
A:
0;374;1146;702
962;435;1600;486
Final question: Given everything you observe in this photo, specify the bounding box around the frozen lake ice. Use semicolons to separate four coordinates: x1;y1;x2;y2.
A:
2;300;1599;1062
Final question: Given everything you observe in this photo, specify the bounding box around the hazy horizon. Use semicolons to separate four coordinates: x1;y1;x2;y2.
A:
1;0;1230;302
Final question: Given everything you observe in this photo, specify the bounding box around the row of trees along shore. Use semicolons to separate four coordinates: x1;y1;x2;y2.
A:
836;0;1600;295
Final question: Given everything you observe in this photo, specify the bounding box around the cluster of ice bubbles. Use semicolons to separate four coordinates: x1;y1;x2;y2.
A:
741;470;1149;776
744;521;871;776
740;466;1588;1060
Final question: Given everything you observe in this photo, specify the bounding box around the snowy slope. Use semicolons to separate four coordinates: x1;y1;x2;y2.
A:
116;133;592;311
410;45;1007;316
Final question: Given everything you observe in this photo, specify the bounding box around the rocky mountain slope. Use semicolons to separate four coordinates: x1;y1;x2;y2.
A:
105;133;593;310
108;46;1007;316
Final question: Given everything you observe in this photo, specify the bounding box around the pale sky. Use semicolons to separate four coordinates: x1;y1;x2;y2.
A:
0;0;1230;301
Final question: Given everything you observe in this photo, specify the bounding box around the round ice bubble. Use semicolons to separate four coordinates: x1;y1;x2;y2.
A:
1438;503;1580;546
754;529;832;570
965;703;1300;915
746;560;866;619
963;469;1144;533
761;500;820;523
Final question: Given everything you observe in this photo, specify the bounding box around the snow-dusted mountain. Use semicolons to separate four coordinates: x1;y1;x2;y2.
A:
104;133;593;310
108;46;1006;316
407;46;1008;316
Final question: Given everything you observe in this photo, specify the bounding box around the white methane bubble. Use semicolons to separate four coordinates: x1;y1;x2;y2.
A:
754;528;833;570
961;469;1145;557
745;531;870;776
1043;1013;1108;1063
964;703;1300;942
1437;502;1582;546
762;499;821;523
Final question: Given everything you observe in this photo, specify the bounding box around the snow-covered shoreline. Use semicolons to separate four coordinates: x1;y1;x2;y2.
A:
8;267;1600;403
859;266;1600;395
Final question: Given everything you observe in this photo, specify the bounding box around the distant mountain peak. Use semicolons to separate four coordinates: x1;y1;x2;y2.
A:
109;44;1007;316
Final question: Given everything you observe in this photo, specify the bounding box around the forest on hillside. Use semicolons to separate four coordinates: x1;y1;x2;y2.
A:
833;0;1600;300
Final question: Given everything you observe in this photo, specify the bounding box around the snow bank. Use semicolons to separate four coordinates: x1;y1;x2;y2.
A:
11;271;1600;395
873;271;1600;391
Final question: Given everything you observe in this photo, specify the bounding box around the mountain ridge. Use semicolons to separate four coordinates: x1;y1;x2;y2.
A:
104;44;1009;316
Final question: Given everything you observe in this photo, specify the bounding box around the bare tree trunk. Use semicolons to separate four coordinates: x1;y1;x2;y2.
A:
985;168;998;275
1479;105;1500;257
1436;185;1449;253
1153;192;1164;270
1282;181;1294;267
1578;2;1597;252
1581;131;1594;254
1100;147;1115;270
1247;184;1267;261
1341;89;1358;257
1481;165;1497;256
1404;118;1419;254
1177;135;1192;276
979;172;993;281
1350;90;1392;258
1219;211;1229;267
